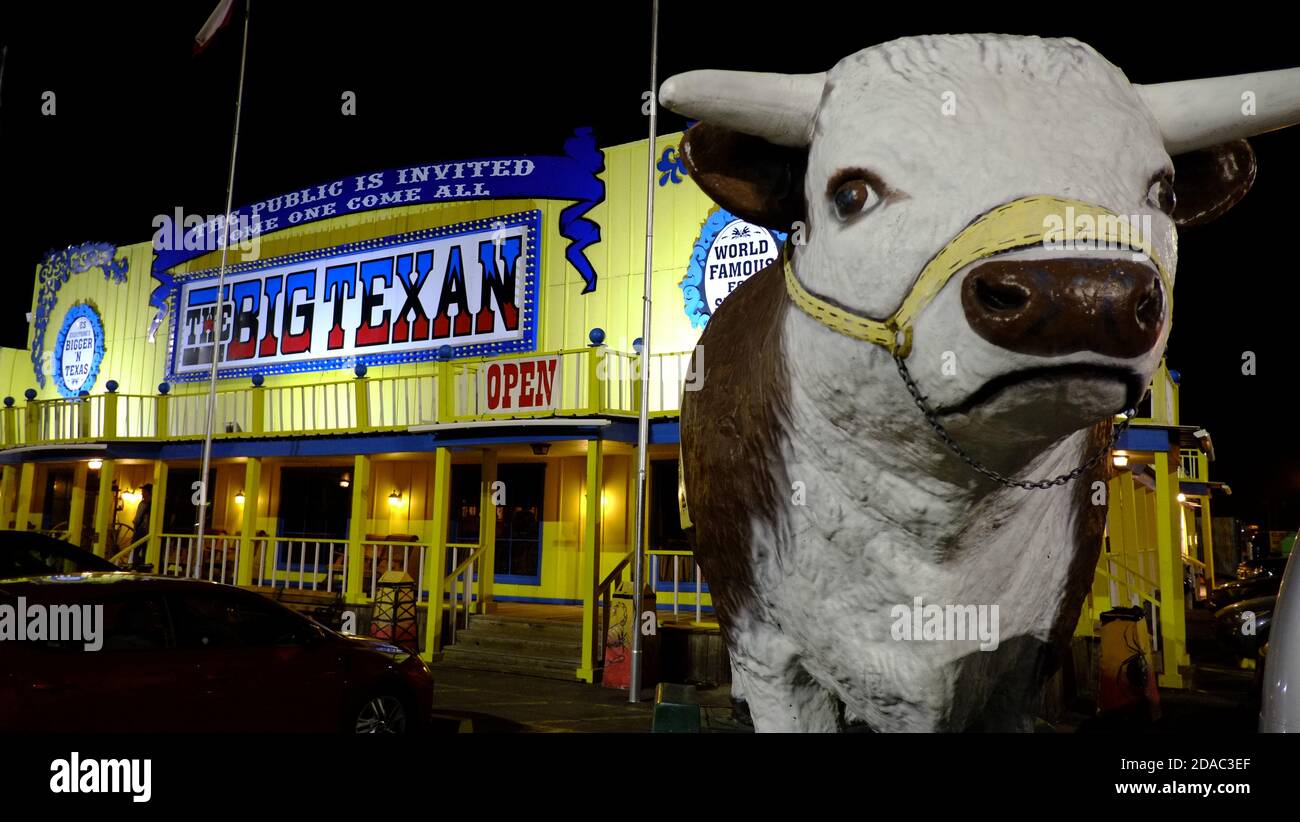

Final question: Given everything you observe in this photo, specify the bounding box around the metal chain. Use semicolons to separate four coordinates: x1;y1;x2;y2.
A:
893;353;1135;490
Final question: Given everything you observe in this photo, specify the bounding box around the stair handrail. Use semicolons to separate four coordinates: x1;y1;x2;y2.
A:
595;550;637;673
443;541;484;646
109;533;150;568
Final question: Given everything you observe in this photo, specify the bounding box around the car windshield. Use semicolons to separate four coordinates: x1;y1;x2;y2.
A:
0;536;118;579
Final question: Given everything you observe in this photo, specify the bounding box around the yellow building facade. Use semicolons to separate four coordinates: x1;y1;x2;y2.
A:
0;127;1217;689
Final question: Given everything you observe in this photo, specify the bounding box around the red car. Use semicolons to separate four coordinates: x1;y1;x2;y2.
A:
0;573;433;733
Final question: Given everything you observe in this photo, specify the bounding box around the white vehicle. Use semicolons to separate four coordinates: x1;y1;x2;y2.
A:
1260;535;1299;732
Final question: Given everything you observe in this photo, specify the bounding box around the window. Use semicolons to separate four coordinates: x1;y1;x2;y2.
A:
101;597;170;651
36;595;169;652
0;539;116;577
649;460;699;591
163;468;214;533
447;464;482;544
494;463;544;584
170;592;308;649
649;459;690;555
41;469;73;532
277;467;351;540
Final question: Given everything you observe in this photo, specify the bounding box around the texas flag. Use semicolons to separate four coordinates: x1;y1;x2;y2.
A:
194;0;238;55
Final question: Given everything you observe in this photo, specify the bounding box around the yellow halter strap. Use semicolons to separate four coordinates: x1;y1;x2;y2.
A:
783;195;1172;358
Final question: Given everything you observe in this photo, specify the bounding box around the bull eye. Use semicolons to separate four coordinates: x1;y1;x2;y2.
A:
1146;176;1176;216
831;178;881;221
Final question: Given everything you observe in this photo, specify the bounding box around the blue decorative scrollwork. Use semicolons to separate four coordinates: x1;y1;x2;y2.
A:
31;243;128;387
657;146;688;186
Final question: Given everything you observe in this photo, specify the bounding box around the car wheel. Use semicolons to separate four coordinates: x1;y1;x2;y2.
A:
353;693;410;734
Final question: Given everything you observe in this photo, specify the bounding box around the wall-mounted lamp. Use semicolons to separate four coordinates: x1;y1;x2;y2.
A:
530;442;551;456
87;458;103;471
234;490;246;505
1111;452;1129;468
388;489;403;508
123;488;142;504
339;472;351;488
1176;492;1187;503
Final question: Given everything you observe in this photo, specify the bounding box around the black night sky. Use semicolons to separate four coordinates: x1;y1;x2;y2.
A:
1;2;1298;527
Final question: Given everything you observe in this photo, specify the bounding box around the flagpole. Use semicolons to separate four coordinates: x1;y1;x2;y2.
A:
194;0;251;575
629;0;660;704
0;45;8;138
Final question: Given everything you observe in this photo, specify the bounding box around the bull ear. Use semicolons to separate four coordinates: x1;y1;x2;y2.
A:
680;122;806;231
1172;139;1257;228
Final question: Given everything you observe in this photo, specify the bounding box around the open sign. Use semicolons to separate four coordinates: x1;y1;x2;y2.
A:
481;355;562;414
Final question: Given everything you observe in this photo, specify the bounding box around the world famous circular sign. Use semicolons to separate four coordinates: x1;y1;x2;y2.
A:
680;208;787;328
54;304;105;397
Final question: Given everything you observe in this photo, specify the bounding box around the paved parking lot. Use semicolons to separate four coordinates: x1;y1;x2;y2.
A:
427;666;748;733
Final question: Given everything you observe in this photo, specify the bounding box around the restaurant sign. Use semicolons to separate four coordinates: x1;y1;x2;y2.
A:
168;211;540;381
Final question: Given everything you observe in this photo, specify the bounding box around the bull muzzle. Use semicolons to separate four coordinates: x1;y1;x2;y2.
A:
962;256;1165;358
784;195;1172;359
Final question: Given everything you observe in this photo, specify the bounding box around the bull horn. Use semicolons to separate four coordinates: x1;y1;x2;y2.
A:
1137;68;1300;155
658;69;825;147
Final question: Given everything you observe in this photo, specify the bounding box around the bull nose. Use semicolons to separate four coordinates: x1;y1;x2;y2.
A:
960;257;1164;358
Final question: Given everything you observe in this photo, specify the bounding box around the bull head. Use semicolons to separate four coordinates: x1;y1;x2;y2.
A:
662;36;1298;476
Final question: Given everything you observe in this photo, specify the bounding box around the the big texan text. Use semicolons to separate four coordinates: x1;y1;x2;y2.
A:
173;217;534;376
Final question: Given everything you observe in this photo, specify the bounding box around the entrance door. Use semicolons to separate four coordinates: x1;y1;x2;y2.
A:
41;468;74;534
494;463;544;585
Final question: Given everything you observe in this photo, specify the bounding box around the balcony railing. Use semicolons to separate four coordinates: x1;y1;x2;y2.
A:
0;346;697;448
1178;448;1207;482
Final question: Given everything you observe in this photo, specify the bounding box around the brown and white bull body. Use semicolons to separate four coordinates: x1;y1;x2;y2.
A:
662;34;1300;731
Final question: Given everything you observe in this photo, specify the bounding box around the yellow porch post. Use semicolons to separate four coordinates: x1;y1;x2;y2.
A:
475;449;497;612
92;459;117;557
0;465;18;530
145;460;168;569
1153;450;1186;686
67;462;89;548
1200;495;1215;591
16;462;36;532
423;446;451;660
1115;471;1142;605
237;458;261;586
345;454;372;605
578;438;603;682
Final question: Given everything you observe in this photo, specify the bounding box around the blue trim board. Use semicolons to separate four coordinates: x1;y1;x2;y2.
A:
657;603;715;614
1116;426;1173;453
1179;481;1211;496
491;595;583;606
0;419;683;464
602;419;680;444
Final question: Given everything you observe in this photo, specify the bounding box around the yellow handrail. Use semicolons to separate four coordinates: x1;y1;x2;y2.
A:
109;533;150;567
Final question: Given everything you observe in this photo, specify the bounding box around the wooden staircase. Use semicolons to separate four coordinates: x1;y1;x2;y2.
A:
438;613;583;680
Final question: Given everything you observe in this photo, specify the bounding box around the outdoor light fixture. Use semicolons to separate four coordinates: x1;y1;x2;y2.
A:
388;489;403;507
339;472;351;488
235;490;246;505
1176;492;1187;503
1111;452;1129;468
530;442;551;456
87;458;103;471
123;488;142;504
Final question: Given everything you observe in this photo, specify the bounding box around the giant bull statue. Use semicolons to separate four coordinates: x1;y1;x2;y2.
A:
661;34;1300;731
